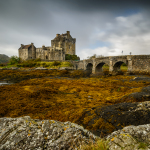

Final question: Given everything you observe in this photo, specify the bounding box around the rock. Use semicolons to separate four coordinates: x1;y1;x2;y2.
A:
0;116;100;150
35;67;48;70
48;68;57;70
10;67;20;70
77;100;150;137
1;68;10;70
131;76;150;82
121;85;150;102
59;67;66;70
59;67;74;70
106;124;150;150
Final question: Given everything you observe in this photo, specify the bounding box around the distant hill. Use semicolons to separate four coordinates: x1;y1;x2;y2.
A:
0;54;10;63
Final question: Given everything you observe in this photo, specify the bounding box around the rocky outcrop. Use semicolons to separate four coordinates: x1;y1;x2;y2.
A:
121;85;150;102
78;100;150;137
0;116;100;150
106;124;150;150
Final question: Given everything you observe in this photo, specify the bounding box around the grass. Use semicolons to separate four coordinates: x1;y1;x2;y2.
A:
78;138;109;150
0;60;74;69
102;64;128;72
138;142;149;149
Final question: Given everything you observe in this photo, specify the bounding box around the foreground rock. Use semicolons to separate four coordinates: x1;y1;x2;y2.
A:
106;124;150;150
0;116;99;150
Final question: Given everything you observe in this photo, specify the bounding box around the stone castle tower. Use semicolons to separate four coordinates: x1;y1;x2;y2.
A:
18;31;76;61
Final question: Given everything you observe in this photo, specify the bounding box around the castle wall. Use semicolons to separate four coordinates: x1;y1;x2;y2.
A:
28;47;32;59
31;45;36;59
18;49;28;60
65;42;75;55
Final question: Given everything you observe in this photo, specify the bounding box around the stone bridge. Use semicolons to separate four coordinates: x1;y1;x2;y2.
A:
73;55;150;74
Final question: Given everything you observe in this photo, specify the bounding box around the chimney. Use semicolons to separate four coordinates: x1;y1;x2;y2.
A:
42;45;45;49
31;43;34;45
56;34;60;37
21;44;24;49
67;31;70;38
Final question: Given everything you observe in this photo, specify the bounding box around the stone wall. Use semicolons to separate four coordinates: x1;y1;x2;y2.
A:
18;49;28;60
132;55;150;72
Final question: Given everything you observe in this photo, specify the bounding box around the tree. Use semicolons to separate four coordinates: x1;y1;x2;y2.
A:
65;54;80;60
87;54;104;59
9;56;21;65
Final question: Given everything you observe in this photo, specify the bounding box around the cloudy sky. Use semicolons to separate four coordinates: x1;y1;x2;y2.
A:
0;0;150;60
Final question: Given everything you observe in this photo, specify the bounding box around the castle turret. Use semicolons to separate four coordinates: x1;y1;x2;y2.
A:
67;31;70;38
31;43;36;59
21;44;24;49
56;34;60;37
42;45;46;50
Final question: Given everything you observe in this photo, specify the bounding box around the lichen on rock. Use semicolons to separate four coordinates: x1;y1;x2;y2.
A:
106;124;150;150
0;116;100;150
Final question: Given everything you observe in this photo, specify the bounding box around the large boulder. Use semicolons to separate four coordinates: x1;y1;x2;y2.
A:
77;101;150;137
106;124;150;150
0;116;100;150
120;85;150;102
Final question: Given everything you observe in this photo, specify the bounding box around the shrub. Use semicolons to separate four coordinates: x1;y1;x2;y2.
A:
59;70;70;76
0;63;6;67
70;70;86;78
9;56;21;65
122;63;127;66
34;58;41;62
36;62;41;67
42;63;46;67
65;54;79;60
61;61;74;67
17;64;23;67
52;61;61;66
22;62;36;68
68;62;74;67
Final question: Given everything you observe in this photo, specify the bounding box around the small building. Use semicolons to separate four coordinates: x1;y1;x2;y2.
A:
18;31;76;61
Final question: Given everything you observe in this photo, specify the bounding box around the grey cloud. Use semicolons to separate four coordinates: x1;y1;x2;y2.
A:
0;0;150;59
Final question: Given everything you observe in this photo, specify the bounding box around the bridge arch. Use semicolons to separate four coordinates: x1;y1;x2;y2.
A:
86;63;93;73
95;62;109;73
113;61;127;72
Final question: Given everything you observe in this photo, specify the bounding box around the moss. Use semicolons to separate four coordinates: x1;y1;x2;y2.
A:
138;142;149;149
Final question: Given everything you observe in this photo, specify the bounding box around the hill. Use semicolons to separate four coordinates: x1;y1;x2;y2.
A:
0;54;10;63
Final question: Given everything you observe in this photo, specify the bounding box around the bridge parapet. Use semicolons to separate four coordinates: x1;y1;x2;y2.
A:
74;54;150;74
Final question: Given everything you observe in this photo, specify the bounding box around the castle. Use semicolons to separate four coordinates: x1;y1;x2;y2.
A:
18;31;76;61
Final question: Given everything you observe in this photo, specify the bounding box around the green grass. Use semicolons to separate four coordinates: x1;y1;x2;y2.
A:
78;139;109;150
0;61;74;69
102;64;128;71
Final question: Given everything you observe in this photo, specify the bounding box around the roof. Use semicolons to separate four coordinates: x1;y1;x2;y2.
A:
22;44;31;49
19;44;32;50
